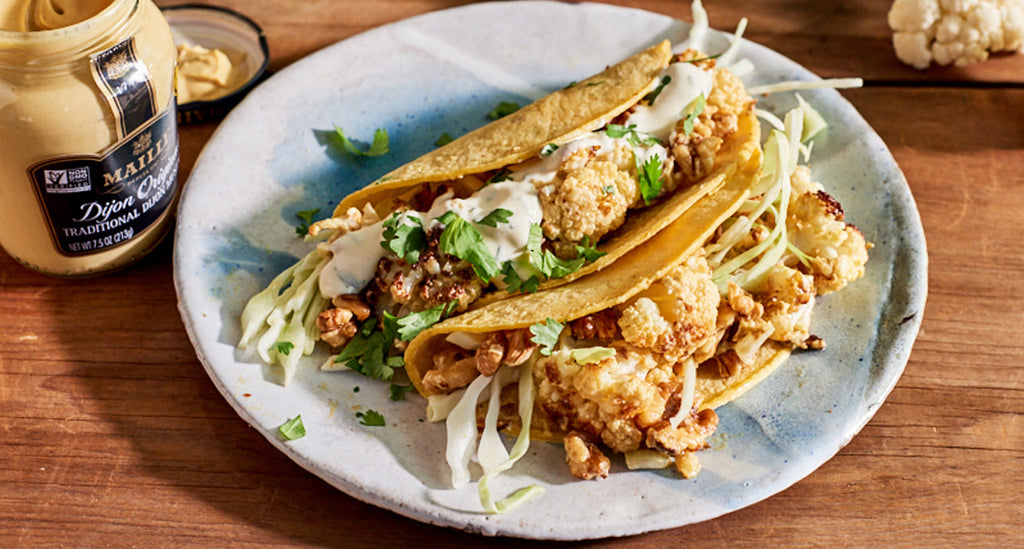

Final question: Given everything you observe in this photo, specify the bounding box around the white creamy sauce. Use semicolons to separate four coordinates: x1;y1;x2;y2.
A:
319;181;542;299
425;181;542;267
624;62;714;142
317;62;714;300
319;219;387;298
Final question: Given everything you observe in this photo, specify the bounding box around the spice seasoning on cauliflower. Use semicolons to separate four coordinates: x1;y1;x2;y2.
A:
413;105;871;482
304;51;756;377
888;0;1024;69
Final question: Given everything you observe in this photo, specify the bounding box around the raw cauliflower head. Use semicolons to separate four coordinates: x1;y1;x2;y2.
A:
888;0;1024;69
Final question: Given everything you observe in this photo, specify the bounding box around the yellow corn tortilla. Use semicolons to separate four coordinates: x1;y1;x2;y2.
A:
404;149;780;440
475;107;760;307
322;40;761;300
332;40;673;217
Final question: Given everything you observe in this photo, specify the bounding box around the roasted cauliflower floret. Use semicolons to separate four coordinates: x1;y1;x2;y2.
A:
537;141;639;256
616;254;720;362
759;265;817;347
670;65;753;186
535;345;672;453
645;408;718;456
534;341;717;472
786;166;869;295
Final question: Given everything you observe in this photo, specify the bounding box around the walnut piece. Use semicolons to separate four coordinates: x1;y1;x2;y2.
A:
475;332;506;376
421;347;477;394
564;432;610;480
316;308;358;348
570;309;620;341
503;328;538;366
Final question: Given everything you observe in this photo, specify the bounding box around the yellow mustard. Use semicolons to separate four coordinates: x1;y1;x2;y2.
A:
0;0;178;276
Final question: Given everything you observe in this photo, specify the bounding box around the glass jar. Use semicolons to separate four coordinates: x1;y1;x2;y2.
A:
0;0;178;276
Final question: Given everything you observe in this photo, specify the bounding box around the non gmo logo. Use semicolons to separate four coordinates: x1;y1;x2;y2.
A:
44;167;91;194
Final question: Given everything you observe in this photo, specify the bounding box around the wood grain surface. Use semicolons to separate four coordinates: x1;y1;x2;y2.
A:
2;1;1023;547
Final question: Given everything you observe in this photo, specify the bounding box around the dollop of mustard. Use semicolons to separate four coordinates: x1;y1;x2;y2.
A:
175;43;247;104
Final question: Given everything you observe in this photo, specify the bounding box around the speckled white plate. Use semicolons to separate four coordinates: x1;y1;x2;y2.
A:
173;1;926;540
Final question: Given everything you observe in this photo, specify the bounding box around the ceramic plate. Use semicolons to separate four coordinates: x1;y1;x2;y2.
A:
174;1;926;539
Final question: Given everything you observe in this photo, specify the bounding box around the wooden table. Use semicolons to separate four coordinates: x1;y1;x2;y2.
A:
3;0;1022;546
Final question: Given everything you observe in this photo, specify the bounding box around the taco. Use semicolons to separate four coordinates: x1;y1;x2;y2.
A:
403;106;869;492
239;41;762;383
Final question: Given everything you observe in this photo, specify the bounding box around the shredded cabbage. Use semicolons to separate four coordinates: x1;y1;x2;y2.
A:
733;324;776;365
753;107;785;132
796;93;828;142
570;346;616;364
477;359;544;513
238;245;331;384
426;387;476;422
478;368;517;472
746;77;863;97
439;357;543;513
684;0;709;49
716;17;748;68
625;449;674;470
444;373;495;489
709;105;808;295
668;357;698;428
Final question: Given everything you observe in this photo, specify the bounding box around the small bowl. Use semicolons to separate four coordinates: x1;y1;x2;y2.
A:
162;4;269;124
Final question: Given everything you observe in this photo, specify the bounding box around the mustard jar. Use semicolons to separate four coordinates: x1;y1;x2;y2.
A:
0;0;178;276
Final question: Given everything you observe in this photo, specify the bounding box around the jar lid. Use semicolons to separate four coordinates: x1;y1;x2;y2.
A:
161;4;269;124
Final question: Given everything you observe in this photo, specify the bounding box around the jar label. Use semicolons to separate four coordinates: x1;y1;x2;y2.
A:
90;37;158;138
27;107;179;256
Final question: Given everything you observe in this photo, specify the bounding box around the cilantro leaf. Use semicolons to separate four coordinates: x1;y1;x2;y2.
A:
527;224;585;279
435;132;454;147
476;208;513;228
488;101;520;120
637;154;665;205
295;208;321;237
272;341;294;356
574;236;606;262
541;143;559;157
683;93;706;137
501;261;540;294
529;318;564;356
335;326;396;381
390;383;414;401
380;213;426;263
278;415;306;440
356;409;386;426
486;168;513;185
331;307;438;382
603;123;661;147
643;75;672;105
333;126;390;157
603;123;633;140
392;301;457;342
436;212;502;283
